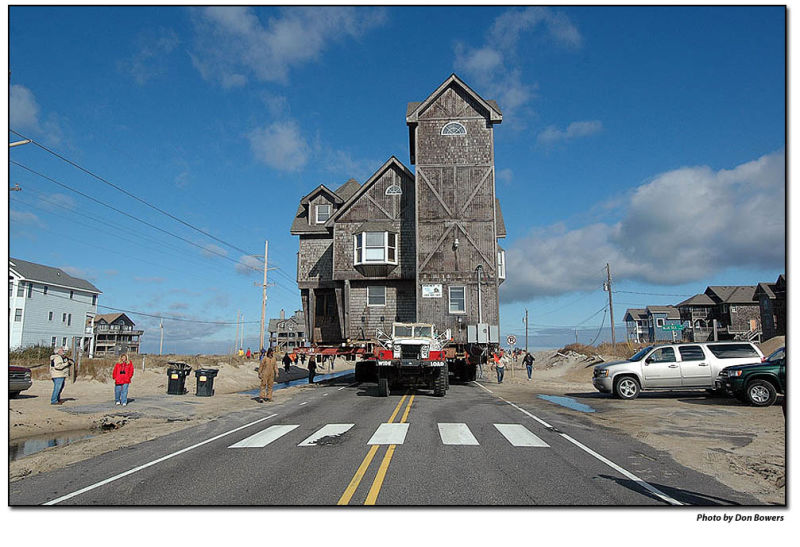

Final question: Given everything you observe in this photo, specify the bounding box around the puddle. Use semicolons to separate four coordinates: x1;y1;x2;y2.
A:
537;395;596;413
240;370;354;396
9;430;96;462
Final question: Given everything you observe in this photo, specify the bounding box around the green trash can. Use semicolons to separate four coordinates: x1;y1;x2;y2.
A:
195;368;219;397
167;362;192;395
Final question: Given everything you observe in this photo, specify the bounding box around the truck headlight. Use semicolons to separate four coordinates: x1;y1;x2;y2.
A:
730;370;743;377
595;369;609;377
421;345;429;358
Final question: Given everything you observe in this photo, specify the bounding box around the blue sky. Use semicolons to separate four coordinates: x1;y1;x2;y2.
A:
8;6;786;353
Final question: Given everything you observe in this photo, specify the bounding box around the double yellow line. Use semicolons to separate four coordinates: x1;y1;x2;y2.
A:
337;392;415;506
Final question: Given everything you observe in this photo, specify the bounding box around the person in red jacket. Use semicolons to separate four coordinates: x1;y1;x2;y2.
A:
112;354;134;406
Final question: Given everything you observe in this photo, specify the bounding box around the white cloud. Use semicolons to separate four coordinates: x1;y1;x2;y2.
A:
10;85;42;132
10;209;45;227
537;120;603;145
118;27;179;85
190;6;386;87
38;193;77;212
236;254;263;276
496;168;513;185
202;243;228;259
500;149;785;303
454;7;581;123
249;120;310;171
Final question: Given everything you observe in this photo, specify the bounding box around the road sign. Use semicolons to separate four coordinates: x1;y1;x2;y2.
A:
506;335;517;346
661;324;684;331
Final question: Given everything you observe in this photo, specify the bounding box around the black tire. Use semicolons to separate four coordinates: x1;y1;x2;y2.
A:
10;391;20;399
613;376;640;400
377;376;390;397
433;364;448;397
745;379;777;407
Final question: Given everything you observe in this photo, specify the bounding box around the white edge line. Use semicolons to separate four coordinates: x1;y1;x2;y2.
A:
299;401;308;406
471;381;493;393
498;396;684;506
43;413;278;506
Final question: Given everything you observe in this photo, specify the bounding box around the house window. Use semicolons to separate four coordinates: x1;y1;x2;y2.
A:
730;306;737;313
92;295;97;305
43;285;48;295
367;286;386;307
62;313;67;323
14;308;22;322
9;280;13;297
62;337;67;347
354;232;398;265
656;318;665;327
48;311;53;321
68;313;72;326
51;337;56;347
497;250;506;280
27;284;33;298
449;286;466;314
316;204;331;224
17;282;24;297
441;122;467;136
70;290;74;299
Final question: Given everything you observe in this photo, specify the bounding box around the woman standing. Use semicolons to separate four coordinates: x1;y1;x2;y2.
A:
112;354;134;406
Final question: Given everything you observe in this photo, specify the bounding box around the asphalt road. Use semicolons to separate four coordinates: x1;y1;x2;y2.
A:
9;376;760;506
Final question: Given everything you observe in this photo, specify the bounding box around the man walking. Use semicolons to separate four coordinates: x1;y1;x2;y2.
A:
258;348;278;403
282;351;292;375
523;352;535;381
491;351;505;384
49;347;72;405
307;355;318;384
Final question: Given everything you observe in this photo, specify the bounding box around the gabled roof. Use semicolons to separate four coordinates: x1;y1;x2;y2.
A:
754;282;777;300
705;285;757;304
89;313;135;326
326;156;415;226
9;257;101;293
495;199;506;238
406;74;503;124
646;305;681;320
300;184;343;206
676;293;715;307
334;179;362;202
624;308;648;321
268;310;305;332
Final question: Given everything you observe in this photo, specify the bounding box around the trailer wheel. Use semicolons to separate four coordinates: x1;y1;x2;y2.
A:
433;364;448;397
377;376;390;397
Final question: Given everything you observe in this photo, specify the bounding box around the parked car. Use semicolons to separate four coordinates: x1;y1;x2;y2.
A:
716;347;785;407
9;365;33;398
592;342;764;400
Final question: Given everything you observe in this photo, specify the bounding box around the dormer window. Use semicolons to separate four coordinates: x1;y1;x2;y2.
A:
441;122;466;136
354;231;398;265
315;204;331;224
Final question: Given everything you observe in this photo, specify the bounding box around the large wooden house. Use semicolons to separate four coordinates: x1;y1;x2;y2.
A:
292;75;506;346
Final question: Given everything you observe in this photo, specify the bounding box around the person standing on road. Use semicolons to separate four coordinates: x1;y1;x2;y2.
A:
258;348;279;403
259;347;266;361
112;354;134;406
282;351;292;374
246;347;252;359
491;351;505;384
49;347;72;405
523;352;535;381
307;355;317;384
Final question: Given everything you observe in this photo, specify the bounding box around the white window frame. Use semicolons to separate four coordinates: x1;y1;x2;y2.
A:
656;318;665;328
14;308;22;322
441;122;467;136
354;231;398;266
449;286;466;314
315;204;331;224
367;285;386;307
48;311;53;321
497;250;506;280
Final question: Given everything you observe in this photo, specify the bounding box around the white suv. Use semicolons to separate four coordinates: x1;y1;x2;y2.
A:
592;342;764;399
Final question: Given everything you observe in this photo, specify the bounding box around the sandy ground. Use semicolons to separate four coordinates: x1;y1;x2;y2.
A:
9;346;785;505
9;356;354;482
486;346;786;505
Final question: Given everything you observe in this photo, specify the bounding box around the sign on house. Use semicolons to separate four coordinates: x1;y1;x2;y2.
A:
661;324;684;331
421;284;442;298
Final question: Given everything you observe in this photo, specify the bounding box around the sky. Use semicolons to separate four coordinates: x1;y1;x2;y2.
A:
6;5;786;354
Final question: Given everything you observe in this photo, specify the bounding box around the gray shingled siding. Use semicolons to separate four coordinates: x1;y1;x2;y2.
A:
297;236;333;285
729;304;761;333
347;281;416;341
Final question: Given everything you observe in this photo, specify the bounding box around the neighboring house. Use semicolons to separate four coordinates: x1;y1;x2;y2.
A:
90;313;143;357
292;74;506;346
755;274;786;340
623;308;648;343
676;293;716;342
704;285;762;340
644;306;683;342
9;257;100;351
268;309;306;351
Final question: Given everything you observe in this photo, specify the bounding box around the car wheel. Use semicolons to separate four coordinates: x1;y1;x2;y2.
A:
10;391;20;399
614;376;640;400
745;379;777;407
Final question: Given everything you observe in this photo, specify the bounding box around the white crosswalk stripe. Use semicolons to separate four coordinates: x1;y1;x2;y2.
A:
298;424;354;446
367;423;409;445
228;425;299;448
438;423;479;445
494;424;549;447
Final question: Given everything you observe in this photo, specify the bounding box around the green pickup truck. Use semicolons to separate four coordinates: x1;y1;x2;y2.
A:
717;347;785;406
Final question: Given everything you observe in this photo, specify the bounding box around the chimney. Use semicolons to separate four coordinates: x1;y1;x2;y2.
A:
280;309;285;320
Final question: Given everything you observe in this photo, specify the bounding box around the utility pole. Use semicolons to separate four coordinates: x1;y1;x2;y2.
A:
159;319;164;355
575;329;579;344
605;263;616;347
524;309;529;353
260;240;269;352
240;314;245;351
234;310;240;353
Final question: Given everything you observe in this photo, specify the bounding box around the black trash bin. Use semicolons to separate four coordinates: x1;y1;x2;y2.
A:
166;362;192;395
195;368;219;397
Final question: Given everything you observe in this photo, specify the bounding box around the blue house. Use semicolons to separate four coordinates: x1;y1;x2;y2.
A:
645;306;684;342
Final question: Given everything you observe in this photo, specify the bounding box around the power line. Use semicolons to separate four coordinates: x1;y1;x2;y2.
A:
588;308;608;346
613;290;694;297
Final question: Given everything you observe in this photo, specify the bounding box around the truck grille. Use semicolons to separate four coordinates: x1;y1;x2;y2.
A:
9;370;30;381
400;346;421;359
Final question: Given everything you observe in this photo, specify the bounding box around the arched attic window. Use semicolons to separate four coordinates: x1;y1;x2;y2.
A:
441;122;467;136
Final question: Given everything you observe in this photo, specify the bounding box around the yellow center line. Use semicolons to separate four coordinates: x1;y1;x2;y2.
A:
337;392;409;505
364;394;415;505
